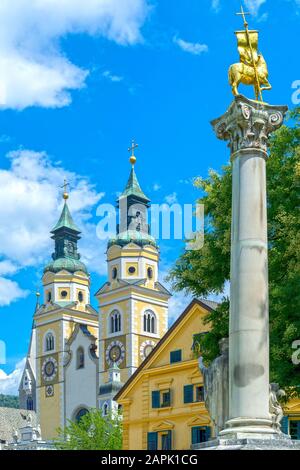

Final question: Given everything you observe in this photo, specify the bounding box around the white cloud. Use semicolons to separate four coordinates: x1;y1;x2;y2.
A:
164;192;178;204
0;358;25;395
0;278;29;307
102;70;124;83
244;0;266;15
173;36;208;55
0;0;150;109
153;183;161;191
211;0;221;12
0;149;107;306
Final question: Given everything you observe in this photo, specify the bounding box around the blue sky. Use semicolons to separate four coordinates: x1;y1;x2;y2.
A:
0;0;299;393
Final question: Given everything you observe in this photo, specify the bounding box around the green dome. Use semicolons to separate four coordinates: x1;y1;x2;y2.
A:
108;229;157;249
44;257;88;275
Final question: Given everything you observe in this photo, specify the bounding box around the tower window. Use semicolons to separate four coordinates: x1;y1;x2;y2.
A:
102;403;109;417
128;266;136;274
147;267;153;279
112;267;118;280
47;291;52;302
45;332;55;352
144;310;156;334
76;347;85;369
110;310;121;334
78;291;84;302
26;397;34;411
74;408;89;423
61;290;68;298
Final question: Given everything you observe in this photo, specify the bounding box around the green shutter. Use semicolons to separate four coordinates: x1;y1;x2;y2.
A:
147;432;158;450
192;426;200;445
281;416;289;435
170;349;182;363
162;430;172;450
152;390;160;408
184;385;194;404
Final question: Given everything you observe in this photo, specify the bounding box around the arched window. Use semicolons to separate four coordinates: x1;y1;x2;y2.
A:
45;332;55;352
76;347;85;369
143;310;156;334
26;397;33;411
110;310;121;334
102;402;109;416
78;291;84;303
74;408;89;423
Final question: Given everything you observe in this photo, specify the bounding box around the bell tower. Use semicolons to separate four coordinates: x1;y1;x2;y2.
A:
96;143;171;392
34;183;98;440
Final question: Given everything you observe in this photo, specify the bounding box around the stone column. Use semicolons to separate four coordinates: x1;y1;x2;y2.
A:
211;95;287;439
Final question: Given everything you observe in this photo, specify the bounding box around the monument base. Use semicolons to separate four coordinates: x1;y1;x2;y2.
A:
192;434;300;450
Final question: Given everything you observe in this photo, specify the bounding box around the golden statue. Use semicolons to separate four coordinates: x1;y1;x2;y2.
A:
228;6;271;101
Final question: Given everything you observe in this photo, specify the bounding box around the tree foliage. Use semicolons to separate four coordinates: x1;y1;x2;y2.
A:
169;107;300;395
0;394;19;409
55;409;122;450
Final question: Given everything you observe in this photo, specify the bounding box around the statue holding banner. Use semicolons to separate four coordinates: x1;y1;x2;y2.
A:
228;6;271;101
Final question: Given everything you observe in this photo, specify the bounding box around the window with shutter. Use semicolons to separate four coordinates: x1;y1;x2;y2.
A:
184;385;194;404
152;390;160;408
161;430;172;450
147;432;158;450
161;390;171;407
170;349;182;363
191;426;211;445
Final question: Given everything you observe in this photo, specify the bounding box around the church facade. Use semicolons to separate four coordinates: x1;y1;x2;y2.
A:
19;156;170;440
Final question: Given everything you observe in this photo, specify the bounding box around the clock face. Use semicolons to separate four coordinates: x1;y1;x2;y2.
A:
106;341;125;367
140;340;156;361
42;357;58;382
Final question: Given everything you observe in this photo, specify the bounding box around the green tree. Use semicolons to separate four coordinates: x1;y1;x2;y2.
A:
55;409;122;450
0;394;19;408
169;108;300;396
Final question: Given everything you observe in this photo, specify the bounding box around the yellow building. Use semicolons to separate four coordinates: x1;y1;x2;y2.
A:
115;299;215;450
96;155;171;400
116;299;300;449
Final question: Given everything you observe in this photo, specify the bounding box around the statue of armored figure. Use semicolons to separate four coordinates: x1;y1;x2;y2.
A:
269;383;286;433
198;338;229;436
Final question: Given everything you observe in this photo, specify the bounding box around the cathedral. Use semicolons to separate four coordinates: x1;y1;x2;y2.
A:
18;153;171;440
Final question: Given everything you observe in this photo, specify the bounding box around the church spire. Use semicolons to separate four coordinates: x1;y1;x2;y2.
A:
108;142;156;249
44;181;87;275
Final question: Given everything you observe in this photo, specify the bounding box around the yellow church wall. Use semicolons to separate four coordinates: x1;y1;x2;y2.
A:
38;383;62;440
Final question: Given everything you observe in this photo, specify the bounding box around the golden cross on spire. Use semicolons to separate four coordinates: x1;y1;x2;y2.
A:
61;178;70;200
236;5;251;27
128;139;138;166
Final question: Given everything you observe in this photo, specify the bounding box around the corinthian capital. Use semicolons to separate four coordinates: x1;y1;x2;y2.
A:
211;95;288;155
